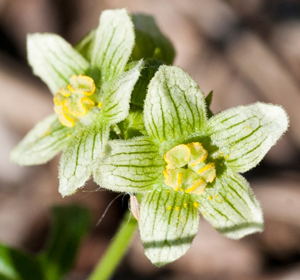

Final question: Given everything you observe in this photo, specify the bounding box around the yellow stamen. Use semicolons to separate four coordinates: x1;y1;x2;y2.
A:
193;202;199;208
59;88;71;97
197;163;215;174
185;179;204;194
174;172;182;191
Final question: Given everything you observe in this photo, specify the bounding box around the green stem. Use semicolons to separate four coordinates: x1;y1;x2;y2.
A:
88;210;138;280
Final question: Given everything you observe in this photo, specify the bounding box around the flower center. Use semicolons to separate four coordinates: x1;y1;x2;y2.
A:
163;142;216;195
54;75;102;127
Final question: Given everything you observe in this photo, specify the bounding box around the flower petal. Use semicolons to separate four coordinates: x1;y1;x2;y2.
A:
59;121;109;197
27;34;89;94
197;172;263;239
93;137;164;193
144;65;207;142
101;60;143;124
11;114;72;165
140;189;199;266
207;103;289;172
91;9;134;82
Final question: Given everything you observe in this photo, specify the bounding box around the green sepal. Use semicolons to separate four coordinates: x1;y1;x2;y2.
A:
59;121;109;197
205;90;214;118
139;189;199;266
10;114;72;166
206;103;289;172
144;65;207;142
93;137;164;193
91;9;135;83
132;14;175;64
196;171;263;239
131;58;163;108
27;34;89;94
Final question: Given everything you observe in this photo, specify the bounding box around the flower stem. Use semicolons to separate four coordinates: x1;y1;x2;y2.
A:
88;209;138;280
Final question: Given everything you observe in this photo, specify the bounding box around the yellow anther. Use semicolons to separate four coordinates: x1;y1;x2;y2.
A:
193;202;199;208
163;142;216;197
208;196;212;200
187;142;208;166
163;170;170;185
214;195;218;199
185;179;204;194
164;144;191;169
67;85;76;92
218;199;222;203
175;206;180;211
190;155;207;167
197;163;215;175
98;102;102;108
53;95;60;106
59;88;71;97
174;172;182;191
54;75;98;127
69;75;95;96
167;206;172;210
184;203;187;208
202;212;206;215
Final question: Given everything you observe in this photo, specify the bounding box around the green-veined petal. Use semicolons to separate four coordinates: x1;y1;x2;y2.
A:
144;65;207;142
206;103;289;173
91;9;134;82
10;114;72;165
101;60;143;124
93;137;164;193
59;121;109;197
140;189;199;266
197;172;263;239
27;34;89;94
75;30;96;61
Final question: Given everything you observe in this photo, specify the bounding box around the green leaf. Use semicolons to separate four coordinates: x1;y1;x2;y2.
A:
196;172;263;239
93;137;164;193
0;243;43;280
206;103;289;173
139;189;199;266
75;30;96;61
38;205;90;280
59;121;109;196
101;60;143;124
144;66;207;142
131;59;163;107
91;9;134;82
27;34;89;94
10;114;72;166
132;14;175;64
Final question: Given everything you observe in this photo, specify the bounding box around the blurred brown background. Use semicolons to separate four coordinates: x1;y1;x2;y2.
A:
1;0;300;279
